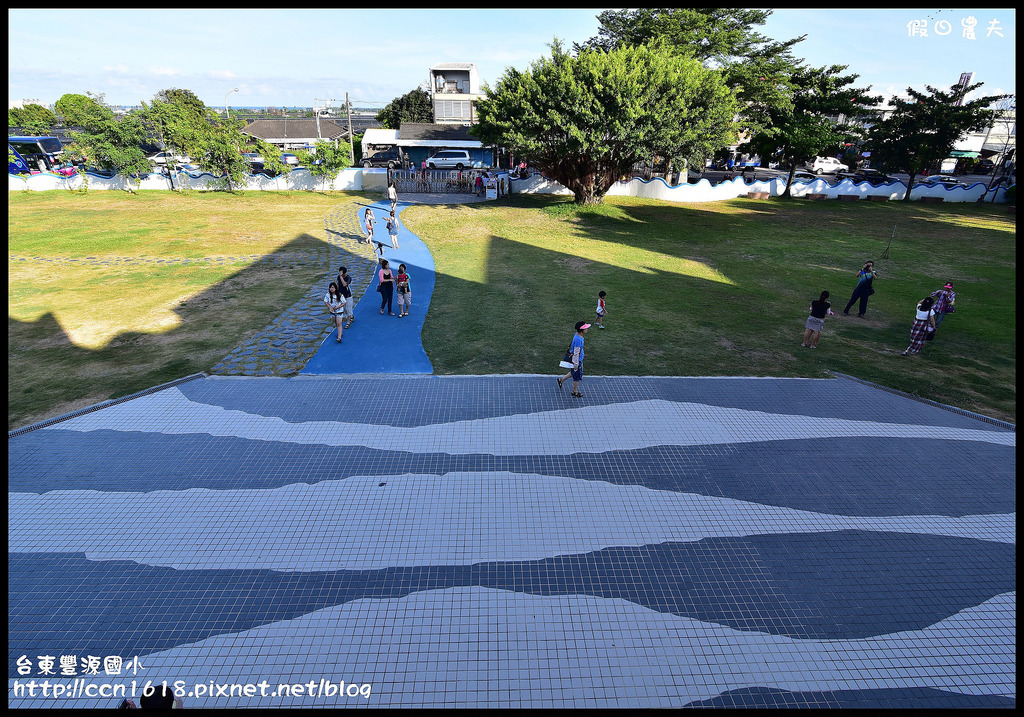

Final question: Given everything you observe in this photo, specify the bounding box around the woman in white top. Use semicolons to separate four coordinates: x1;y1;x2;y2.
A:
324;282;347;342
902;295;936;355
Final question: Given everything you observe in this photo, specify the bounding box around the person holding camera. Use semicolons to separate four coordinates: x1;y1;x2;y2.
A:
843;261;878;317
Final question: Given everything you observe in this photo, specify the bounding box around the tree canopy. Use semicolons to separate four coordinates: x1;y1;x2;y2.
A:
867;83;1009;200
55;93;151;183
743;64;880;196
473;41;736;204
297;138;353;190
376;88;433;129
8;104;57;135
577;8;806;135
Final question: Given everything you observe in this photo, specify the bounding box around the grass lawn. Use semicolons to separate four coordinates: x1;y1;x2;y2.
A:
8;190;375;430
405;194;1015;423
8;190;1015;429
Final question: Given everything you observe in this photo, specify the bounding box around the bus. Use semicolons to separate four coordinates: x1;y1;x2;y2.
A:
8;136;75;175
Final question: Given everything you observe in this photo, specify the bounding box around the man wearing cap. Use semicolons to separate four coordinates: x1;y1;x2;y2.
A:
557;321;590;397
929;282;957;332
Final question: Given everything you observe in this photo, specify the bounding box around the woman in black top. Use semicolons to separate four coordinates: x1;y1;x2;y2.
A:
802;291;832;349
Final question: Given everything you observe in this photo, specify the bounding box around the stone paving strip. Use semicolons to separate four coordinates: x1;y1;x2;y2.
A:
210;203;378;375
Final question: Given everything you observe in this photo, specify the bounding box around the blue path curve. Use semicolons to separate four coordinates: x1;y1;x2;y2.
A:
302;200;434;374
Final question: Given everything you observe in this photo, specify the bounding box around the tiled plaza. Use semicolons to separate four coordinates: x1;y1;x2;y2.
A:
8;373;1015;708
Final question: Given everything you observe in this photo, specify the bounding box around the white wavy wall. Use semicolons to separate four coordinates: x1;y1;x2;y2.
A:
9;168;1010;203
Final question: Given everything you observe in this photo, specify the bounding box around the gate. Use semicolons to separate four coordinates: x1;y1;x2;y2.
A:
388;168;476;195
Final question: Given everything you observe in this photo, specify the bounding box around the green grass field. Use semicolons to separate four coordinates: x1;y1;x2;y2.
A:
406;194;1015;422
8;191;375;429
8;190;1016;429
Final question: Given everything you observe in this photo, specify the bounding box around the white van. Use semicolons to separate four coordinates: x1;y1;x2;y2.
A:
426;149;484;170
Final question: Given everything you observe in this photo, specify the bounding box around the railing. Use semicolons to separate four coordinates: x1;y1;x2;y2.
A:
387;168;478;194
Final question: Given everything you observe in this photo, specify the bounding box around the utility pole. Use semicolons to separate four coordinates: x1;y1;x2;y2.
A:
346;92;355;164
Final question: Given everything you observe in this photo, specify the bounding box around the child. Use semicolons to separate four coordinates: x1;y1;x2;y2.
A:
595;290;608;329
386;210;400;249
363;208;375;245
395;263;411;317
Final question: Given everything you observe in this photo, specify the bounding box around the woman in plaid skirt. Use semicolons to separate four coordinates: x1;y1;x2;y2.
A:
902;295;937;356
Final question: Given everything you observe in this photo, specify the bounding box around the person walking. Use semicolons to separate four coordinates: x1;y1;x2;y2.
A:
363;208;376;245
595;290;608;329
929;282;957;333
386;210;400;249
324;281;346;342
843;261;878;317
802;290;833;348
337;266;354;329
557;321;590;398
377;259;395;316
386;181;398;213
902;295;937;356
395;263;411;317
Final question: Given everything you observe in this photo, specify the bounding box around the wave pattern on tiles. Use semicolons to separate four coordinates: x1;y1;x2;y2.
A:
7;375;1015;708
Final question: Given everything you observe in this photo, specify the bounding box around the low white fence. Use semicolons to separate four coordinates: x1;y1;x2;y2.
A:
10;167;1011;203
8;167;366;192
511;173;1011;204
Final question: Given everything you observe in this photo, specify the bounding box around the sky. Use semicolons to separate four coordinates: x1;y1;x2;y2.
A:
7;9;1016;110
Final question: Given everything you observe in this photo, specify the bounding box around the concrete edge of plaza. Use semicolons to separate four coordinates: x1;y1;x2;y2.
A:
8;371;1014;439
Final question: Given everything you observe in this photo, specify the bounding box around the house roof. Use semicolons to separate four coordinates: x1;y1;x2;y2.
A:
398;123;477;142
430;63;477;71
242;118;349;141
362;128;399;145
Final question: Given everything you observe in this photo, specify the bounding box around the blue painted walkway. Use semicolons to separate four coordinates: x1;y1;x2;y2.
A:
302;200;434;375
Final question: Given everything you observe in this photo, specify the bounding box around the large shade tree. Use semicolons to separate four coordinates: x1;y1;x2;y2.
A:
867;82;1008;200
743;64;880;197
140;88;286;191
576;8;805;136
473;41;736;205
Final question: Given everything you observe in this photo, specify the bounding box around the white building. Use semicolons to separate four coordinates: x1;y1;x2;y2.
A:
428;63;485;125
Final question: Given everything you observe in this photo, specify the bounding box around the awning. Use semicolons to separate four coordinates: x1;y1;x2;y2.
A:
949;150;980;158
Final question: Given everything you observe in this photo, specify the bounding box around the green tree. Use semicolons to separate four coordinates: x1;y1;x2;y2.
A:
867;83;1009;201
743;64;880;197
8;104;58;135
54;93;151;189
297;138;352;190
376;88;433;129
577;9;805;136
189;114;252;192
473;41;736;205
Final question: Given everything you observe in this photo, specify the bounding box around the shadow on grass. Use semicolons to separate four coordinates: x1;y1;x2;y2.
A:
9;232;340;430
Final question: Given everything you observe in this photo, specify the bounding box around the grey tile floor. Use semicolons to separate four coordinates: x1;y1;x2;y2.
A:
7;374;1015;708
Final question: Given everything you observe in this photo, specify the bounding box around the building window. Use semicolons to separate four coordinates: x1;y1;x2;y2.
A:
435;100;472;121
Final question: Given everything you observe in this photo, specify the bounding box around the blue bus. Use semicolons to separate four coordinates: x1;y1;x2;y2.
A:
8;136;73;175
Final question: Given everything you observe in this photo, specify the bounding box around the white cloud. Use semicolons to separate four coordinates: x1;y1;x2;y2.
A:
149;66;180;76
207;70;237;79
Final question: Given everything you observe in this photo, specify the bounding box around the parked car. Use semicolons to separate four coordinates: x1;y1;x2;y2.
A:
280;153;299;166
975;158;995;174
836;168;897;186
791;171;820;182
919;174;968;188
361;150;402;169
806;156;849;174
426;149;484;170
147;151;190;166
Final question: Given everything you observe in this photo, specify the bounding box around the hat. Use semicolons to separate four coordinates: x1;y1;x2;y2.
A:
575;321;591;331
944;282;954;289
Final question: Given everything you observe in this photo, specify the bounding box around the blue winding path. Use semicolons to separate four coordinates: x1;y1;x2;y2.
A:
302;200;434;374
